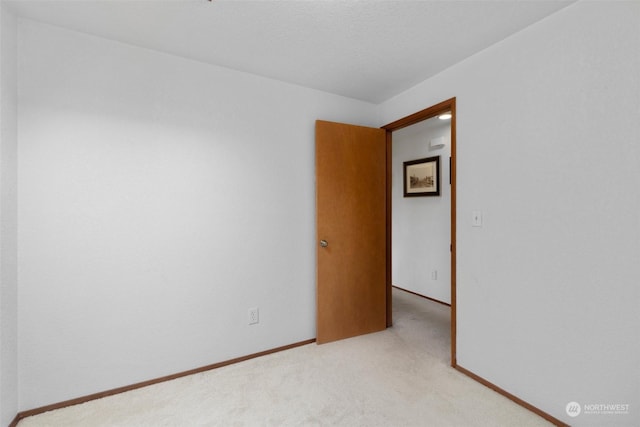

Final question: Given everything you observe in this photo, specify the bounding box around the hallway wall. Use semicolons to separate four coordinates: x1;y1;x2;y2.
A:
392;118;451;303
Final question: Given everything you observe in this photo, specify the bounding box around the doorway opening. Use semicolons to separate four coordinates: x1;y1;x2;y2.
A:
382;97;457;366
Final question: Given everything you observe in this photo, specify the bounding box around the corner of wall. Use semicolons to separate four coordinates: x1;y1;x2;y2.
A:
0;3;20;426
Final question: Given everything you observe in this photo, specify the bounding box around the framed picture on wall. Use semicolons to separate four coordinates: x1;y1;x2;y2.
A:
403;156;440;197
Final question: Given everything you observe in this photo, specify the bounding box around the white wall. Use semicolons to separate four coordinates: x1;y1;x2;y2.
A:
17;20;377;410
380;2;640;426
392;118;450;303
0;4;19;426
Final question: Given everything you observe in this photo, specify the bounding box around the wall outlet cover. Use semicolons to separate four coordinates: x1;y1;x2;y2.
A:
248;308;259;325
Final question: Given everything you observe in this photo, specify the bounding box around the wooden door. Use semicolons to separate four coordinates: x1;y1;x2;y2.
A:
316;120;387;344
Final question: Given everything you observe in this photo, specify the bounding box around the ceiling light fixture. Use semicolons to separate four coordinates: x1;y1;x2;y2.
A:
438;113;452;120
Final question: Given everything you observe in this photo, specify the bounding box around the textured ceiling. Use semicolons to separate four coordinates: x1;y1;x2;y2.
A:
6;0;575;103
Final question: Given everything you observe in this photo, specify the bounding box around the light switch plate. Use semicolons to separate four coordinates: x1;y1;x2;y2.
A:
472;210;483;227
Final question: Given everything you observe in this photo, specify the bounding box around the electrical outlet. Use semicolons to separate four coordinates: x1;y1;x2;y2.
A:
248;307;259;325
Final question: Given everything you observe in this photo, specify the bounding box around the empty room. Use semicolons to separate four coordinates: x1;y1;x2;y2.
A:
1;1;638;426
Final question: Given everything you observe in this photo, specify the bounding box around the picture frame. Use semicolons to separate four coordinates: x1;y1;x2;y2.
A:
403;156;440;197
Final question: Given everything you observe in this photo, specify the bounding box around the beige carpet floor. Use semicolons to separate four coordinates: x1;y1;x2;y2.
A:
19;288;551;426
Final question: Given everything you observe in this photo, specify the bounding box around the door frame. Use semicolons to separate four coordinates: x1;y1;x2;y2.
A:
381;97;457;366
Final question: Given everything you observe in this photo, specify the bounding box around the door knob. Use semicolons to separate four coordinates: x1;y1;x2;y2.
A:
320;240;328;248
